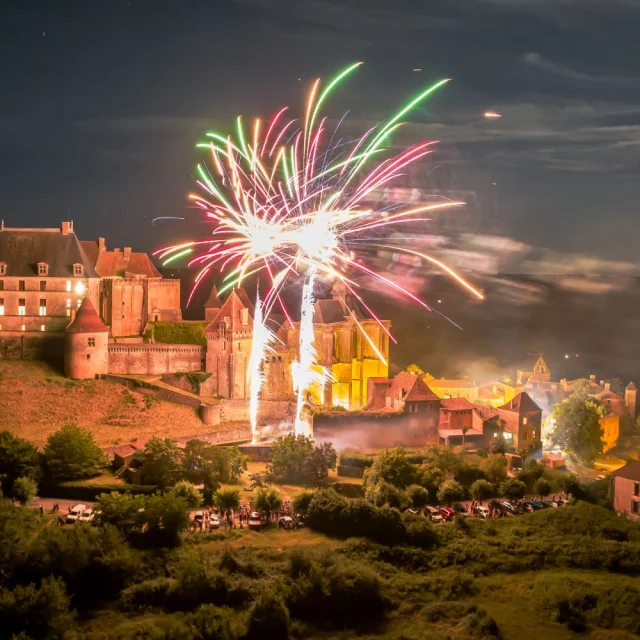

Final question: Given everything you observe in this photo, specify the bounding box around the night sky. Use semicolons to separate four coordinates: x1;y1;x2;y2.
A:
2;0;639;264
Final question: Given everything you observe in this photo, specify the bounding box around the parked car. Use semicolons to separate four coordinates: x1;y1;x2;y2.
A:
248;512;264;531
552;499;567;507
424;506;443;523
278;516;296;530
66;504;88;524
499;501;521;515
471;505;491;519
522;501;543;513
78;508;95;523
210;514;220;529
452;502;468;514
294;513;305;527
439;507;456;522
193;511;204;525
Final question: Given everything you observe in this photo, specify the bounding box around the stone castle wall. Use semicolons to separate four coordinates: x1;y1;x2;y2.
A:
0;333;65;361
108;344;205;375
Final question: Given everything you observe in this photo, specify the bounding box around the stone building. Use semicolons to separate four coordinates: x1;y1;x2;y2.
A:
612;460;640;520
64;298;109;379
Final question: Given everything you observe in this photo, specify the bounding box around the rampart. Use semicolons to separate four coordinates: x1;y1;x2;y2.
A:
107;343;205;375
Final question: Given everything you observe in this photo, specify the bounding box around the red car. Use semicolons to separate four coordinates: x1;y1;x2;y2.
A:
439;507;456;522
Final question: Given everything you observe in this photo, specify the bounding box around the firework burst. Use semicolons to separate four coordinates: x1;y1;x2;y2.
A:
154;63;484;437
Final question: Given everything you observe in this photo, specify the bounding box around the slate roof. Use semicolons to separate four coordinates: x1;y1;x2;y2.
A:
203;284;222;310
0;228;98;278
612;460;640;481
66;298;109;333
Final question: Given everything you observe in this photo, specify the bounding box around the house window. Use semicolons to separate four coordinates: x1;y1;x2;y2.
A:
66;280;72;292
39;300;46;316
77;299;82;307
88;337;95;347
19;280;25;291
66;299;71;308
522;431;527;440
632;500;639;515
18;299;26;316
40;280;46;291
532;430;537;440
0;299;4;315
0;263;6;276
0;280;4;290
522;417;528;425
504;432;513;440
74;264;84;277
40;324;45;332
86;354;91;360
66;309;71;317
634;483;639;497
21;324;25;331
38;263;48;276
241;308;249;325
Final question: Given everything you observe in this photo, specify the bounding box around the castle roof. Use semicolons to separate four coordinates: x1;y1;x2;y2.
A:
80;240;161;278
627;382;637;391
386;372;440;402
66;298;109;333
0;225;98;278
203;284;222;310
498;392;541;414
205;288;254;333
440;397;476;411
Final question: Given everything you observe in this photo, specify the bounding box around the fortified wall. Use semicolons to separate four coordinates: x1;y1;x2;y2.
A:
107;344;205;375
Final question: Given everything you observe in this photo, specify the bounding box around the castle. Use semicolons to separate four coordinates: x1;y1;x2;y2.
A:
0;222;389;411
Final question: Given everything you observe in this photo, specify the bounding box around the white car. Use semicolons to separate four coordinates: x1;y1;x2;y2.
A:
66;504;88;524
78;508;95;523
425;506;443;523
472;506;491;519
210;514;220;529
248;511;264;531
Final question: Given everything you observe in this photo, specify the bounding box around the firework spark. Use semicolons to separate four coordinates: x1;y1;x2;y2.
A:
154;63;484;434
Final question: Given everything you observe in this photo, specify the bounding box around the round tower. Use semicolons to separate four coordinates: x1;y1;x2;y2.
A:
64;298;109;379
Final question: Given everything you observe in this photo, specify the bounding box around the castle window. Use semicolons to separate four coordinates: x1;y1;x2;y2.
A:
0;281;3;290
21;324;25;331
38;263;49;276
238;342;241;351
86;354;91;360
40;281;46;291
39;299;46;316
74;264;84;277
40;324;45;332
532;430;536;440
66;299;71;308
634;483;639;497
88;337;95;347
19;280;25;291
18;299;26;316
0;299;3;315
66;309;71;317
241;308;249;325
0;263;6;276
66;280;72;292
77;299;82;308
522;431;528;440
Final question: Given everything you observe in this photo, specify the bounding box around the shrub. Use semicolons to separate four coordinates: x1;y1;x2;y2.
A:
43;424;106;481
365;480;409;510
363;447;416;490
13;476;38;506
171;481;203;509
470;479;494;503
406;484;430;509
269;434;336;483
339;454;374;469
500;478;526;501
148;321;208;345
245;589;290;640
437;480;464;506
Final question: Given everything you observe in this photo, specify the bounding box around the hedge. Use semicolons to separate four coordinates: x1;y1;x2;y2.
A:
39;482;158;502
339;454;374;469
337;465;365;479
145;321;208;346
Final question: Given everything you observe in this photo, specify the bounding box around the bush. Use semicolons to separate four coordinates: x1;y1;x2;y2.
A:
437;480;464;506
500;478;526;501
245;589;290;640
406;484;430;509
148;321;208;345
0;431;41;497
339;454;374;469
365;480;409;510
269;434;337;483
470;479;494;502
363;447;416;490
13;476;38;506
43;424;106;481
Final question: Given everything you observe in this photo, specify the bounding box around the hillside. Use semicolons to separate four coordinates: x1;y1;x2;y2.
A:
0;361;219;447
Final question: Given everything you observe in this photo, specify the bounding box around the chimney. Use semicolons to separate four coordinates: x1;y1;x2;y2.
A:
123;247;132;260
61;221;73;235
590;374;596;382
604;382;611;392
98;237;106;253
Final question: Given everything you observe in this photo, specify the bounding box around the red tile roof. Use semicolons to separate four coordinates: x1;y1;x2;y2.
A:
427;378;477;389
440;397;476;411
66;298;109;333
498;392;541;414
205;288;254;333
473;403;500;422
93;250;162;278
386;372;440;402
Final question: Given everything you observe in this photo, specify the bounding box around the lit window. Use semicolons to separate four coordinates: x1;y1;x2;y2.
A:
66;281;72;292
73;264;84;277
19;281;25;291
40;281;46;291
0;325;2;331
504;432;513;440
39;299;46;316
40;324;45;332
522;417;528;425
88;337;95;347
66;299;71;308
74;281;85;295
38;263;48;276
77;299;82;308
18;299;26;316
0;263;6;276
66;309;71;317
532;430;536;439
21;324;25;331
0;299;4;316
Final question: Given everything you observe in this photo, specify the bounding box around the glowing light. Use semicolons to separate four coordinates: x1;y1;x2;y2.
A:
74;281;85;295
484;111;502;119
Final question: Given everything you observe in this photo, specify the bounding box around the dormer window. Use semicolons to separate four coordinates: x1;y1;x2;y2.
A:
73;263;84;277
38;263;49;276
0;263;6;276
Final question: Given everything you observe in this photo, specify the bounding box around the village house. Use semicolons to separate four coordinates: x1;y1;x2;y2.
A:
612;460;640;520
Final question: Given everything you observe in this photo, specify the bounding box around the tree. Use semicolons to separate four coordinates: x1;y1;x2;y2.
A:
500;478;526;501
461;426;471;446
558;473;580;497
141;492;191;546
227;445;249;483
365;481;408;510
534;477;552;502
0;431;41;497
470;479;494;503
406;484;429;509
489;432;507;456
292;490;315;515
254;487;283;521
551;383;604;464
245;589;290;640
480;454;508;485
215;488;241;526
139;437;184;489
13;476;37;507
363;447;416;491
43;423;106;481
95;492;146;536
422;446;462;478
437;480;464;506
269;434;336;483
171;481;202;509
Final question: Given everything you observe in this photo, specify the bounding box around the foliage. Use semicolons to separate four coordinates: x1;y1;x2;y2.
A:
269;434;337;483
489;432;507;455
500;478;526;501
139;437;184;490
43;424;106;482
339;453;374;469
246;589;290;640
437;479;464;506
147;321;208;345
479;454;508;485
551;383;604;463
470;479;494;502
215;488;241;524
171;480;203;509
95;491;146;536
363;447;416;491
254;487;282;520
226;445;249;483
365;480;408;510
533;477;552;500
13;476;37;506
141;492;191;547
292;490;315;514
0;431;41;497
406;484;430;509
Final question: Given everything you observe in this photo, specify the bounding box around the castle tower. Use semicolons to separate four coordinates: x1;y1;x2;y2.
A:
203;284;222;321
64;298;109;379
204;288;253;399
626;382;637;419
